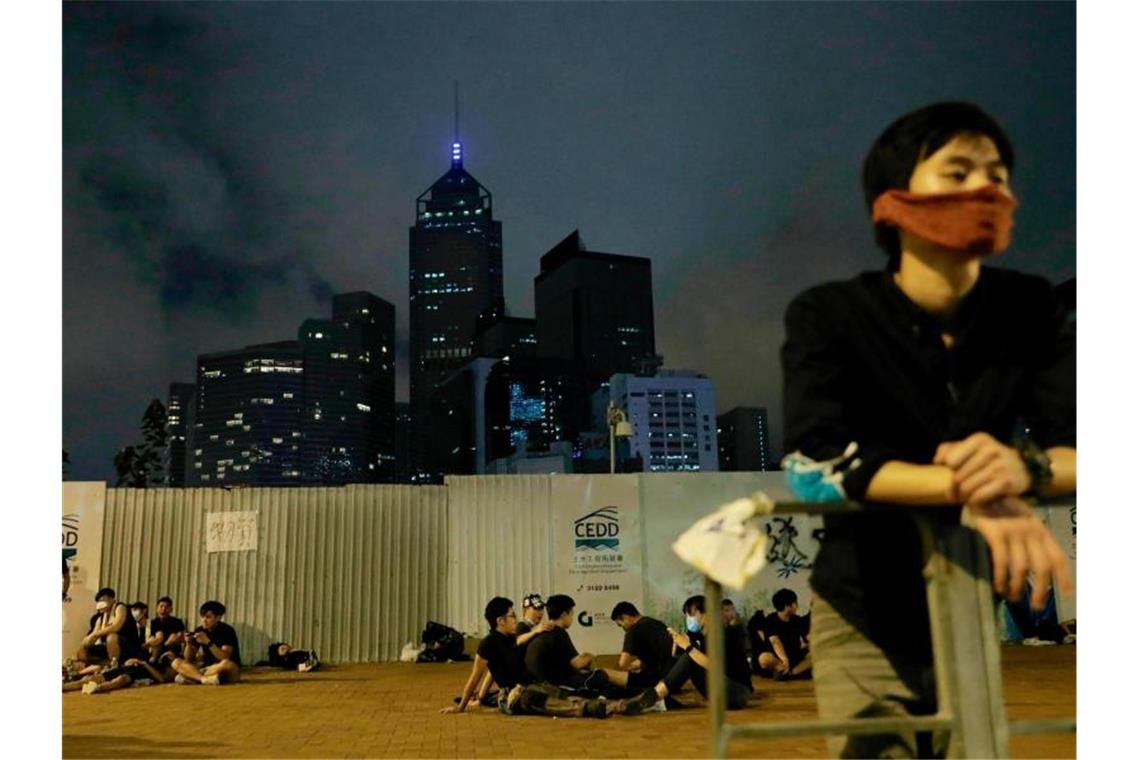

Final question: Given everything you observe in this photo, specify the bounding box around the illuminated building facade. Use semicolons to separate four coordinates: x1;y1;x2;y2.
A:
609;370;719;472
717;406;771;472
409;139;504;480
191;342;306;485
299;292;396;484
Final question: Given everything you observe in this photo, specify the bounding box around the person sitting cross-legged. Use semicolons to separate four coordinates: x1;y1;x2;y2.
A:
76;587;143;668
624;595;755;714
171;600;242;685
756;589;812;681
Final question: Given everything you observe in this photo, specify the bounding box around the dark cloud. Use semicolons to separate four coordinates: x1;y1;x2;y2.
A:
63;2;1075;479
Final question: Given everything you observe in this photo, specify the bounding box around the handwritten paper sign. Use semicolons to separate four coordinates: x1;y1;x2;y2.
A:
206;511;258;553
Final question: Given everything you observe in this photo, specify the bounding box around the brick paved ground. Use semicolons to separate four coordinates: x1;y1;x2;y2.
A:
63;646;1074;759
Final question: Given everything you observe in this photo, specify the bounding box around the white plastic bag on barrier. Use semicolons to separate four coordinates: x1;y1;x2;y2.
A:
671;492;774;591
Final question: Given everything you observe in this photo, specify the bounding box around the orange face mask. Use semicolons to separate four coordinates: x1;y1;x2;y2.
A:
871;184;1018;255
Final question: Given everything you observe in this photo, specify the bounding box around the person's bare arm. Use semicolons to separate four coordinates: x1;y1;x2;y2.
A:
193;630;233;663
475;670;494;700
516;622;554;647
569;652;594;670
441;656;489;713
616;652;641;671
1043;447;1076;496
668;630;710;671
768;635;791;671
864;462;958;505
125;658;165;682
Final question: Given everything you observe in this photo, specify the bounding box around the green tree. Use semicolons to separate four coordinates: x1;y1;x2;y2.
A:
113;446;148;487
112;398;170;488
140;398;169;486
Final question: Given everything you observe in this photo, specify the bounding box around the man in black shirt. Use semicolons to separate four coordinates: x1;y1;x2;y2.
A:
755;589;811;680
782;102;1075;757
171;600;242;685
624;595;754;713
76;587;142;666
441;597;615;719
525;594;615;691
608;601;675;691
150;595;187;656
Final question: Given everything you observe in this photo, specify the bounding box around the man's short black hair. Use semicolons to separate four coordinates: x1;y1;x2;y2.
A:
130;601;148;612
722;599;735;607
682;595;706;615
484;596;513;629
546;594;576;620
157;596;173;606
772;589;798;611
610;601;640;620
94;587;115;601
199;600;226;617
862;101;1015;270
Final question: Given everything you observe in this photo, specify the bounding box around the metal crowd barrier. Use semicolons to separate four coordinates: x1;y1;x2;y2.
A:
702;498;1076;759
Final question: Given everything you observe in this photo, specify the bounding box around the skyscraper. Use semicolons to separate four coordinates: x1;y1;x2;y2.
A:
717;406;771;472
609;370;719;472
166;382;196;486
534;230;655;379
409;138;503;479
299;292;396;484
191;342;306;485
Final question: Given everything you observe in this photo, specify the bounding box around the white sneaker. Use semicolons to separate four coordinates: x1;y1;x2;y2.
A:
81;681;99;695
131;678;153;688
1022;637;1057;647
174;674;190;685
646;699;667;713
201;674;221;686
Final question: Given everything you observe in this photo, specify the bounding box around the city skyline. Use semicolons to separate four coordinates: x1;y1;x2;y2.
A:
63;2;1075;480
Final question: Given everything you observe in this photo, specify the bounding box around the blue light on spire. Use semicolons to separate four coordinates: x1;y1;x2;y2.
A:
451;141;463;167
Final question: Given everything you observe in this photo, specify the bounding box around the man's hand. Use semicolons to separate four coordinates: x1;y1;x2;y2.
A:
775;658;790;674
967;496;1074;609
124;658;143;667
536;621;555;633
669;629;691;651
435;701;471;715
934;432;1030;505
192;631;211;646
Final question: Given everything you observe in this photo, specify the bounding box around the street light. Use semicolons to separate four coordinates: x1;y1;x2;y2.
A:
607;401;633;474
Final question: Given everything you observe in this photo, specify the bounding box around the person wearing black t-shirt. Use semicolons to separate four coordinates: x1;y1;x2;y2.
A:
151;596;187;655
755;589;811;680
441;597;616;719
782;102;1076;757
171;600;242;685
624;595;754;714
607;601;675;691
524;594;621;692
76;587;143;666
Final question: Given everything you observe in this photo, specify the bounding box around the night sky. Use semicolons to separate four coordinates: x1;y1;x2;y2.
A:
62;2;1075;481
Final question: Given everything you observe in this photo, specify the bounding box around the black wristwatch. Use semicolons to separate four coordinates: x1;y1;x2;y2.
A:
684;643;695;654
1016;437;1053;497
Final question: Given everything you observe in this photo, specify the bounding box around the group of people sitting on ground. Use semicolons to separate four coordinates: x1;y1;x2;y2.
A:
441;588;812;720
64;588;243;693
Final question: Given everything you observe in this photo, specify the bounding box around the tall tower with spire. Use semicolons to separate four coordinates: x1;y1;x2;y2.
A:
408;93;503;480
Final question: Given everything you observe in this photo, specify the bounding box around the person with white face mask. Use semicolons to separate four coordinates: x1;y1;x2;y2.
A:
622;594;754;714
76;587;143;667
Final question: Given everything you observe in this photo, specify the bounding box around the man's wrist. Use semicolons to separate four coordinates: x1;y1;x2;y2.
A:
1015;438;1053;497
